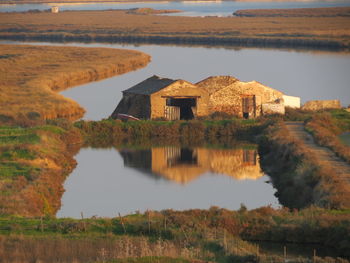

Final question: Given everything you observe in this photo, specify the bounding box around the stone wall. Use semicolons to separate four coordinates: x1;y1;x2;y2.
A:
302;100;341;111
262;102;285;115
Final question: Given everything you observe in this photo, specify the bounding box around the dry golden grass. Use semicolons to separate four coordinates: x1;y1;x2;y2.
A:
0;9;349;49
0;44;150;123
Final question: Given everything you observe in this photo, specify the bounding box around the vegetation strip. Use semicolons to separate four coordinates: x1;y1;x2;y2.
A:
0;207;349;262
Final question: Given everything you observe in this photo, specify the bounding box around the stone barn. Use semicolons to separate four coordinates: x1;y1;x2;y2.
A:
111;75;209;120
112;75;300;120
196;76;286;118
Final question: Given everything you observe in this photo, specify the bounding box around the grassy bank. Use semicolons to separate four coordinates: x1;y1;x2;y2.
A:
305;110;350;164
0;207;349;262
0;121;83;216
0;8;349;50
0;44;150;124
259;120;350;210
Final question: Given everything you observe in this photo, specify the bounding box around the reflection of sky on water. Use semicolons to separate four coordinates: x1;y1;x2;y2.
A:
57;147;279;218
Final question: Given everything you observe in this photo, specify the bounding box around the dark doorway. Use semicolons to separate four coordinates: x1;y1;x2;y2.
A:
166;98;196;120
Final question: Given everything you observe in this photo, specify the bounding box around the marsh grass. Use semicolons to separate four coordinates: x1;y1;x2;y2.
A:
0;9;349;49
0;125;82;216
305;110;350;164
0;207;349;261
0;44;150;124
259;120;350;209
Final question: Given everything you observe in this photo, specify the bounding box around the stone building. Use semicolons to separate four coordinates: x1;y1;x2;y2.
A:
112;75;300;120
111;75;209;120
196;76;287;118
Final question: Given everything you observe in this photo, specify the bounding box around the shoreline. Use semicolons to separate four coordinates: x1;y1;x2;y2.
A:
0;33;347;51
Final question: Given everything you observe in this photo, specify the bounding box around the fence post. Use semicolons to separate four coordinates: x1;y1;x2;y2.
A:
164;215;167;231
284;246;287;261
223;229;227;251
118;212;126;234
81;212;86;232
148;212;151;235
40;216;43;233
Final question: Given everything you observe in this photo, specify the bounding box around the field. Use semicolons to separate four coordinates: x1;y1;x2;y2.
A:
0;44;150;124
0;8;349;49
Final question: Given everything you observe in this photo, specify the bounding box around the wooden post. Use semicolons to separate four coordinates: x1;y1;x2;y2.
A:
81;212;86;232
313;249;316;263
257;244;260;259
164;215;167;231
118;212;126;234
148;212;151;235
284;246;287;261
40;216;43;233
223;229;227;251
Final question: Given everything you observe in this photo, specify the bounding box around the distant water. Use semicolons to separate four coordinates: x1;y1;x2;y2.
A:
1;1;350;16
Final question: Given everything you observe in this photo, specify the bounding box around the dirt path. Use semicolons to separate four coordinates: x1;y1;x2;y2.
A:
285;122;350;181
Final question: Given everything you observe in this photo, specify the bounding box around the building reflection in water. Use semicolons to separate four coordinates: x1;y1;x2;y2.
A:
118;147;263;184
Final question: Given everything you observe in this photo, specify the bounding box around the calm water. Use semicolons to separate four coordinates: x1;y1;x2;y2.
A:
57;146;279;218
1;1;350;16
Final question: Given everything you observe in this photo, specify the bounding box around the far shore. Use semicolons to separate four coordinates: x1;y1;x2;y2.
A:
0;7;349;51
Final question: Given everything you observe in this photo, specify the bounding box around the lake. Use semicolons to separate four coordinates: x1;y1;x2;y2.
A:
1;0;350;16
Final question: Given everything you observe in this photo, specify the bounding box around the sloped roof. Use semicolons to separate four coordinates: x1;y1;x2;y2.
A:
196;76;238;95
123;75;176;95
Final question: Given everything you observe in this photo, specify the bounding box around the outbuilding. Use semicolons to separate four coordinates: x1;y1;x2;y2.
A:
111;75;209;120
112;75;300;120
